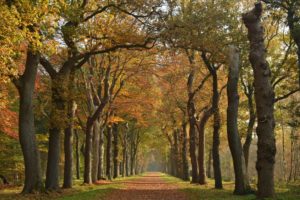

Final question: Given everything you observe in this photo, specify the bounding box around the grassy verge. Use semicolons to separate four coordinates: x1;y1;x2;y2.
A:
160;174;300;200
0;175;142;200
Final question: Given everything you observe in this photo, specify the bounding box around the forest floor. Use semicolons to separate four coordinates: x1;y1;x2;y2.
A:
0;172;300;200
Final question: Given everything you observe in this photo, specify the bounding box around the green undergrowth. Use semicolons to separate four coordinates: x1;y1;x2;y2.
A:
160;174;300;200
0;175;143;200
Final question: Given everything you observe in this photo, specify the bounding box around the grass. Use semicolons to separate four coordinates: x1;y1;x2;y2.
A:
161;174;300;200
0;175;142;200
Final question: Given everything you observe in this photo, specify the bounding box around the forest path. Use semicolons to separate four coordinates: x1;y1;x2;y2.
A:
103;172;187;200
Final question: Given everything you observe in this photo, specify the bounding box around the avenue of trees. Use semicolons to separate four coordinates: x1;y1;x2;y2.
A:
0;0;300;199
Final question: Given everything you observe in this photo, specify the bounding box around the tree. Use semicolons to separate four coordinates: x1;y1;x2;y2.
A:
243;3;276;198
226;46;250;194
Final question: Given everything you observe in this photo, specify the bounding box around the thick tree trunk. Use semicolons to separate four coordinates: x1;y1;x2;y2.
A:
198;109;213;184
16;50;43;193
182;123;190;181
46;71;70;190
92;120;100;183
83;118;93;184
97;127;105;180
106;126;112;180
74;129;80;179
287;9;300;87
227;46;250;194
113;124;119;179
63;70;76;188
243;3;276;198
63;124;73;188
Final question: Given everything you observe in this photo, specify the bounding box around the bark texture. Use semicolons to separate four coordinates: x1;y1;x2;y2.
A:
106;126;112;180
16;50;43;193
92;120;100;182
113;124;119;179
181;123;190;181
83;118;93;184
63;71;77;188
187;69;198;183
243;3;276;198
198;109;213;184
46;71;71;190
226;46;250;194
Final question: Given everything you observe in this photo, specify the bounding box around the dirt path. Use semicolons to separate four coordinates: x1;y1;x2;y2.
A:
104;172;187;200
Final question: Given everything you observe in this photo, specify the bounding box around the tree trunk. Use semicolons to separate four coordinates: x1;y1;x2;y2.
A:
227;45;250;194
212;108;223;189
243;3;276;198
46;71;70;190
63;69;77;188
0;175;9;185
74;129;80;179
287;8;300;87
97;127;105;180
243;88;255;170
173;130;179;177
83;118;93;184
188;102;198;183
126;146;129;176
113;124;119;179
182;123;190;181
207;148;212;178
186;60;198;183
122;130;128;177
106;126;112;180
92;120;100;183
15;50;43;193
198;109;212;184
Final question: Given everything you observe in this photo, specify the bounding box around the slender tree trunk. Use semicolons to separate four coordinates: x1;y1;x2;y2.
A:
243;3;276;198
227;46;250;194
122;130;128;177
74;129;80;179
186;59;198;183
173;130;179;177
182;123;190;181
16;50;43;193
92;120;100;183
243;90;255;170
106;126;112;180
113;124;119;179
83;118;93;184
213;108;223;189
188;103;198;183
201;51;222;189
207;148;212;178
97;127;105;180
126;146;129;176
